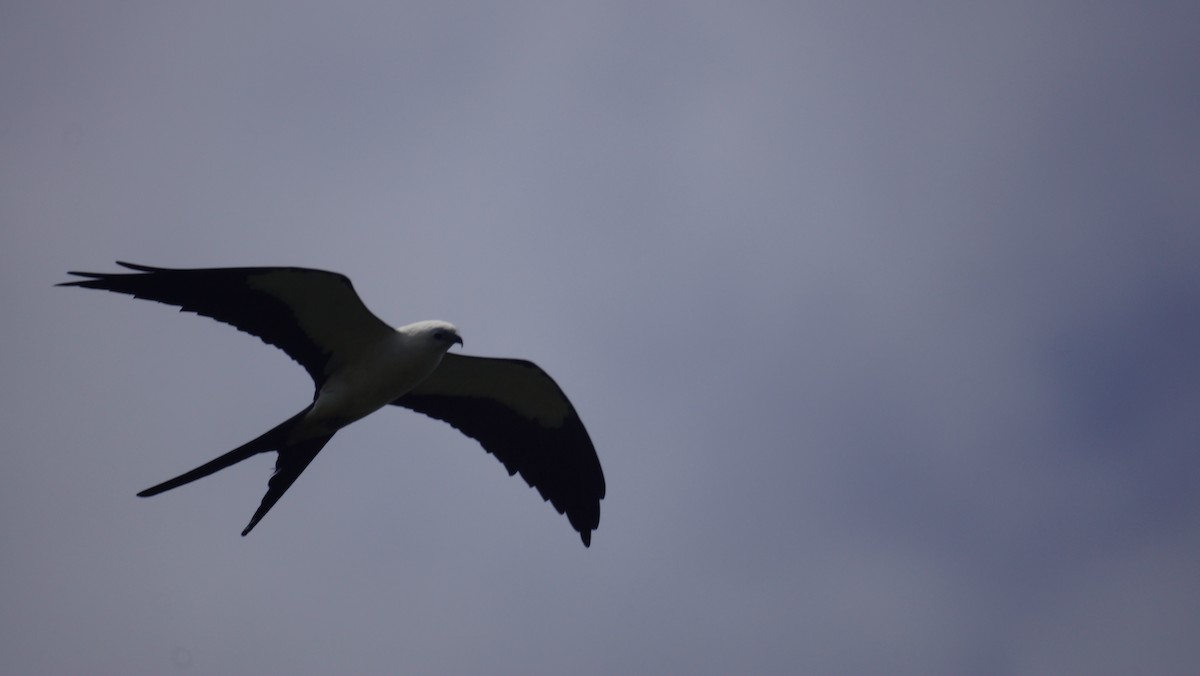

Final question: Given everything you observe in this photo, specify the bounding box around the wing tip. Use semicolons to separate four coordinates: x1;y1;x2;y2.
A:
114;261;161;272
58;261;156;288
56;271;101;287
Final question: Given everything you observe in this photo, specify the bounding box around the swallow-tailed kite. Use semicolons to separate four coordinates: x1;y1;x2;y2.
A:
60;262;604;546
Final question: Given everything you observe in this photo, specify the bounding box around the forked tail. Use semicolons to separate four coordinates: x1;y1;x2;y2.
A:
137;405;314;497
137;404;335;535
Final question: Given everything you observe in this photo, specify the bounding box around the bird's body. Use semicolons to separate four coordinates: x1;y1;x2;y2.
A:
309;321;457;430
60;263;604;545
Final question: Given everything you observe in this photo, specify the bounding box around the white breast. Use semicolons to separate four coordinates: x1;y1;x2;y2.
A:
304;331;446;432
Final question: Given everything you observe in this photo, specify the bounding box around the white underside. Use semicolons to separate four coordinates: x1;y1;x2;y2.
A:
298;330;448;438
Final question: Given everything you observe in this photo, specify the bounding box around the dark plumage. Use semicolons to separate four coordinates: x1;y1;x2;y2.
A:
60;262;604;545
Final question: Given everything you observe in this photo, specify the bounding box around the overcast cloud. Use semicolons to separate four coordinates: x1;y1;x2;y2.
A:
3;2;1199;674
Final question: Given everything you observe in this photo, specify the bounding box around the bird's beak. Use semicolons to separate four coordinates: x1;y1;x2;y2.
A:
453;335;464;347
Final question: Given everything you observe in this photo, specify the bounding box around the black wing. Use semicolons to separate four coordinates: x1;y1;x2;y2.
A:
392;353;605;546
59;262;393;389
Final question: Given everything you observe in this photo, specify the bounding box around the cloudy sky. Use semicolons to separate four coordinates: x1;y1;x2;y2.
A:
3;2;1199;674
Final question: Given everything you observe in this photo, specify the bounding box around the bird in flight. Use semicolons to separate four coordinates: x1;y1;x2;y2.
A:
60;262;604;546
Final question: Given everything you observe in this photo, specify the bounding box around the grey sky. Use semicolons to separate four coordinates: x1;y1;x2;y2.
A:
3;2;1199;674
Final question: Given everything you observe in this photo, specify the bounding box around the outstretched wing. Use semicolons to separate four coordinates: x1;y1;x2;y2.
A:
392;353;605;546
58;262;394;389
